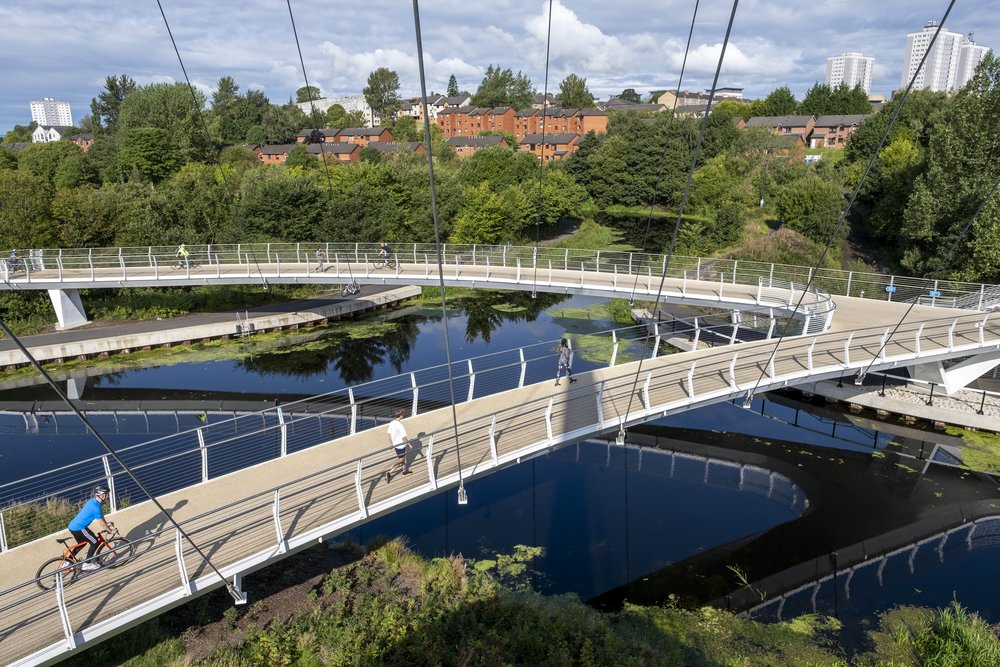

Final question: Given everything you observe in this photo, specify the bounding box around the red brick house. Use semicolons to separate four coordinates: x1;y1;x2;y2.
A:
519;133;578;161
447;135;511;157
335;127;394;146
809;114;868;148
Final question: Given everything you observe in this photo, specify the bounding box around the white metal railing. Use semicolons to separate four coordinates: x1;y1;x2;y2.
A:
1;309;998;665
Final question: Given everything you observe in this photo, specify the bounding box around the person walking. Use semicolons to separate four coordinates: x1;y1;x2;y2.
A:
67;485;115;570
555;338;576;386
385;409;412;482
315;245;325;271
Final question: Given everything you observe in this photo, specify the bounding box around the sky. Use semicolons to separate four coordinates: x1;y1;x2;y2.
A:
1;0;996;133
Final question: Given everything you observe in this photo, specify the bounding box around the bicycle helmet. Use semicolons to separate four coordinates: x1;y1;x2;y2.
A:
93;485;109;496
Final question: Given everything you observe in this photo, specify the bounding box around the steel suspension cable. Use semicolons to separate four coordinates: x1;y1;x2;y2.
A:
0;318;245;602
616;0;740;444
530;0;555;298
412;0;468;503
855;174;1000;384
285;0;356;286
741;0;957;407
627;0;701;305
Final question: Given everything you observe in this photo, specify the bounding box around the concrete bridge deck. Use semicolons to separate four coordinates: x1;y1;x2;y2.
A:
0;295;996;664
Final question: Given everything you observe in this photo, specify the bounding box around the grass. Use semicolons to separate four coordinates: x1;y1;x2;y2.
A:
544;218;640;252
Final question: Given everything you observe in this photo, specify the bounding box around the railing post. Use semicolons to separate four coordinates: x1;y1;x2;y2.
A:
197;427;208;482
652;322;661;357
467;359;475;402
101;455;117;513
846;271;852;296
276;407;287;457
980;314;989;346
767;317;776;340
844;332;853;367
55;571;77;649
610;331;619;367
518;348;526;388
686;362;696;399
756;277;762;304
564;247;568;271
695;257;700;281
516;258;521;283
807;338;816;373
545;399;554;445
729;354;738;390
948;318;957;352
411;372;419;417
349;388;357;435
355;460;367;517
768;356;776;381
488;416;498;465
915;323;925;356
642;372;652;410
0;511;7;553
273;489;286;553
692;318;701;351
426;436;436;488
978;284;985;311
175;529;192;595
596;382;605;426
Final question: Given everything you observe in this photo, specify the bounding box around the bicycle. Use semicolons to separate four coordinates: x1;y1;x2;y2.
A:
4;258;24;274
372;256;398;270
171;258;200;270
36;526;136;591
341;281;361;297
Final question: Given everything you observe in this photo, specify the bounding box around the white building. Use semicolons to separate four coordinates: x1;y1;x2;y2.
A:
901;21;964;92
29;97;73;127
826;53;874;93
31;125;71;143
956;33;991;89
296;95;379;127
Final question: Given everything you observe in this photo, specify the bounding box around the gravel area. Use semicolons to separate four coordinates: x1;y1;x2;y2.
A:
873;383;1000;419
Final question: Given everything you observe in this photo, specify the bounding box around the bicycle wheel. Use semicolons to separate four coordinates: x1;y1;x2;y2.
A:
98;538;136;569
372;259;385;270
36;557;78;591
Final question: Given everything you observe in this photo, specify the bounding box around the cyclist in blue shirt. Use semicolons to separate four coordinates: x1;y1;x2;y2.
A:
68;486;114;571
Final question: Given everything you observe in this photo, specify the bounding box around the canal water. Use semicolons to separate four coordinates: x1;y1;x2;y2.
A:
1;292;998;624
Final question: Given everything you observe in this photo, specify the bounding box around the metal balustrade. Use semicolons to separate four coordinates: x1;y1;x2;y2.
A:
3;242;997;315
0;307;997;665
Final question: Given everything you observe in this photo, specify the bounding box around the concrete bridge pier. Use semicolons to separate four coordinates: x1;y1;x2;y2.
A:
66;376;87;400
910;349;1000;395
48;288;89;330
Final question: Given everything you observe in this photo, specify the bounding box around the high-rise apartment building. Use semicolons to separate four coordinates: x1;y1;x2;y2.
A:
29;97;73;126
826;52;874;93
901;22;964;91
956;33;991;89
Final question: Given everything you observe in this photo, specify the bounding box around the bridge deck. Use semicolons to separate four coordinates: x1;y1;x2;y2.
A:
0;296;995;665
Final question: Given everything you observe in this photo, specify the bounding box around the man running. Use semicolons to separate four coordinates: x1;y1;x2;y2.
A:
67;486;114;570
385;409;412;482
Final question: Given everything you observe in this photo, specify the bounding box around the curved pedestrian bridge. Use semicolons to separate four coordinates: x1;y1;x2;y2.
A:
0;294;997;664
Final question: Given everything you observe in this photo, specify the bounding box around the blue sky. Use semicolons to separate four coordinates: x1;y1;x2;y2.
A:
1;0;995;133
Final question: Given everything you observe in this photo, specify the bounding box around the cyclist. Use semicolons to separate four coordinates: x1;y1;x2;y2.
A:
379;241;392;260
7;250;21;271
67;485;114;571
175;243;191;268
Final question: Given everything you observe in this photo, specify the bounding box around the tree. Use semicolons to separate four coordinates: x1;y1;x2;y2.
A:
557;74;594;108
210;76;244;143
830;83;873;114
118;83;212;163
470;65;535;109
326;104;368;129
363;68;401;124
16;142;87;188
90;74;137;133
115;127;184;182
0;170;55;249
0;149;16;170
261;103;308;144
774;174;844;243
761;86;798;116
295;86;323;103
799;83;834;116
2;122;36;144
50;185;116;247
620;88;642;104
447;74;459;97
285;144;318;169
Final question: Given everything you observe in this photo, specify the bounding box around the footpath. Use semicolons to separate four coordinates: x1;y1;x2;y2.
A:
0;285;420;371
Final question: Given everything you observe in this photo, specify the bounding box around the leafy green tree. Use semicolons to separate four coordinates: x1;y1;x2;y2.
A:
363;68;402;123
831;83;873;114
0;170;55;248
2;122;36;144
325;104;368;129
620;88;642;104
90;74;137;133
774;174;844;243
285;144;318;169
898;53;1000;281
115;127;184;182
261;103;308;144
16;142;86;187
470;65;535;109
295;86;323;103
50;185;116;247
761;86;798;116
160;163;233;242
535;170;590;226
451;181;531;243
844;89;947;164
557;74;594;108
389;116;421;143
118;82;212;163
235;168;325;241
799;83;834;116
220;145;261;170
447;74;460;97
54;149;99;189
457;146;538;191
209;76;243;143
0;149;16;170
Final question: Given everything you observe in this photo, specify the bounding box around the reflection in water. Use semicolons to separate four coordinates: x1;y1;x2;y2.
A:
452;291;566;343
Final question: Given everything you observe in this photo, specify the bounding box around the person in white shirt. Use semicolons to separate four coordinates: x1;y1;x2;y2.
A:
385;409;412;482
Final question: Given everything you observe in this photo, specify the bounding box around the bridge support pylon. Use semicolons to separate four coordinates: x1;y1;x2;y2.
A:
909;350;1000;395
48;289;89;330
